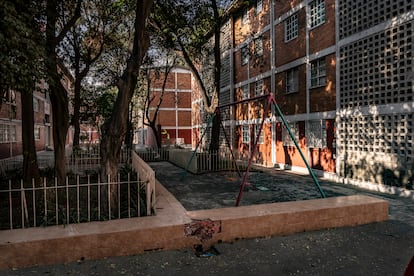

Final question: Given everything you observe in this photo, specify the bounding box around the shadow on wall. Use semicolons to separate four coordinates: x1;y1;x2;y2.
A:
342;160;414;190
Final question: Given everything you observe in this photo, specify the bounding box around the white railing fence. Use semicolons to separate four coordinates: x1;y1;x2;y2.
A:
0;173;149;230
0;146;131;176
135;147;169;162
67;146;131;174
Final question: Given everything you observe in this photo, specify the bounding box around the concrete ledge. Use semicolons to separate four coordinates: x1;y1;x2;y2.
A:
0;184;388;270
187;195;389;241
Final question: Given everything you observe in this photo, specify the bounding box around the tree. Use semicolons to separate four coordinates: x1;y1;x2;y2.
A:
0;0;46;185
61;0;116;150
152;0;225;152
100;0;153;213
45;0;81;185
140;51;178;148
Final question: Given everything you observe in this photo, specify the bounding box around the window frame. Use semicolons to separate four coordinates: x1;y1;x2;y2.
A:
282;121;299;147
310;57;327;88
286;67;299;94
0;124;17;143
254;37;263;57
307;120;327;148
254;124;264;144
242;7;249;25
34;126;41;140
309;0;326;29
242;125;250;144
256;0;263;14
33;97;40;112
285;13;298;42
254;79;264;96
242;85;249;100
241;45;249;66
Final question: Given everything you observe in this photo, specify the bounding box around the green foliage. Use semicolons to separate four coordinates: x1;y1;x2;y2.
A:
96;86;117;122
0;0;45;92
152;0;217;63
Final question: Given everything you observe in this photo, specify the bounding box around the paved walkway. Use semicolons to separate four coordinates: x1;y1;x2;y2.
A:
2;161;414;275
152;162;414;227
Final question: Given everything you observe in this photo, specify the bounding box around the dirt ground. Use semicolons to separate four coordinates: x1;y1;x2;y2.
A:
3;161;414;275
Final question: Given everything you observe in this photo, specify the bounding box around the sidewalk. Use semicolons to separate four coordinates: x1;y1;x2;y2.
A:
2;161;414;275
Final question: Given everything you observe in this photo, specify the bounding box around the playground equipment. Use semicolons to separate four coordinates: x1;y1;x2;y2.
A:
183;93;326;206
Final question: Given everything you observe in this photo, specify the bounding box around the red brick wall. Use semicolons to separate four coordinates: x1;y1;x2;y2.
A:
234;11;250;47
156;110;176;127
234;47;249;83
309;119;336;172
177;73;191;90
255;123;273;166
309;0;336;54
250;0;271;34
178;129;191;144
147;69;193;145
274;64;307;115
274;0;302;18
177;111;191;126
275;121;307;168
250;31;272;78
151;71;176;90
275;8;306;66
309;54;336;113
177;93;191;108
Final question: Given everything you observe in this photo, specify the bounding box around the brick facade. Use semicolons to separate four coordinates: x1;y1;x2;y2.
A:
143;67;193;146
0;80;56;159
192;0;413;187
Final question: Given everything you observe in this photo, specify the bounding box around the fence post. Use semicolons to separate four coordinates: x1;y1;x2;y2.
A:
9;180;13;229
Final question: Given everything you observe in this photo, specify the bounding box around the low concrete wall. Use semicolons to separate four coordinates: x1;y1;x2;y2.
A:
0;189;388;270
168;149;198;173
131;151;155;215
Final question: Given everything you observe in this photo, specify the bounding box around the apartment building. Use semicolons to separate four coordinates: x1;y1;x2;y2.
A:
193;0;413;188
0;64;74;159
139;66;193;147
0;81;52;159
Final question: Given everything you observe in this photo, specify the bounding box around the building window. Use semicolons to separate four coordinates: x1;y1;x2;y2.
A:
242;85;249;99
44;114;50;124
33;97;39;112
282;122;299;146
242;7;249;25
3;89;17;119
3;89;16;104
310;57;326;88
254;124;264;144
0;124;17;143
241;45;249;65
242;125;250;143
256;0;262;14
254;37;263;57
286;67;299;93
255;79;264;96
307;120;326;148
34;126;41;140
285;13;298;42
309;0;325;28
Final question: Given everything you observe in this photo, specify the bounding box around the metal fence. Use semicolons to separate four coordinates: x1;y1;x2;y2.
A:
67;146;131;174
135;147;169;162
195;150;245;173
0;146;131;176
0;173;149;230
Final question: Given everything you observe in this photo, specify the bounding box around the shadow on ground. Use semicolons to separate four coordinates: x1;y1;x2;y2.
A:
149;162;344;211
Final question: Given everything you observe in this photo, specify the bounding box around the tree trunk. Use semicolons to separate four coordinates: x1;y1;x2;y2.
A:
21;88;40;187
50;83;70;185
45;0;81;185
209;0;221;153
100;0;153;217
72;76;82;150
